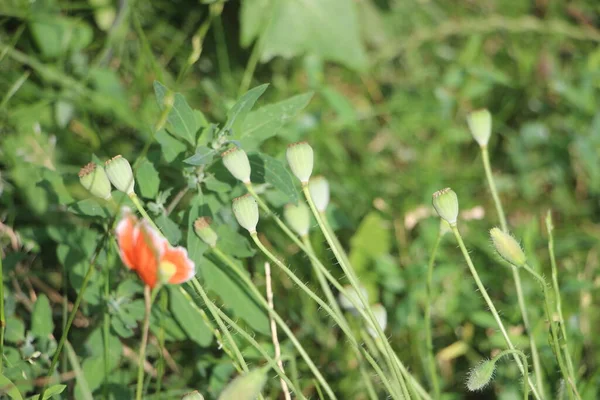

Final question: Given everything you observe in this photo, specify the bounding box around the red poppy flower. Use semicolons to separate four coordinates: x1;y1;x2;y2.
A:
116;209;195;288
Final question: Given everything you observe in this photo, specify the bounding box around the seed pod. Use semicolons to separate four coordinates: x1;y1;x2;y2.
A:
286;142;314;184
105;155;135;195
284;203;310;237
194;217;218;247
489;227;526;267
467;109;492;147
222;147;251;184
182;391;205;400
308;176;330;212
218;369;267;400
78;162;112;200
466;359;496;391
432;188;459;226
232;194;259;234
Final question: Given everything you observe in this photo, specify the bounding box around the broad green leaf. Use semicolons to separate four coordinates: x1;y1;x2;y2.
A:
184;146;217;166
31;294;54;338
240;0;367;71
187;196;211;272
155;129;186;163
0;374;23;400
349;212;390;276
248;153;299;204
218;369;267;400
68;199;111;218
215;225;255;258
150;305;187;342
238;92;314;149
156;214;182;245
30;16;93;58
135;157;160;199
169;286;213;346
202;258;269;335
224;84;269;136
28;384;67;400
153;81;200;145
5;317;25;343
40;169;74;204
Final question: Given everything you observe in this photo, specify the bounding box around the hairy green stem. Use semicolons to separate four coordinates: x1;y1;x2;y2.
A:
424;228;442;399
491;349;530;400
450;225;541;400
0;253;4;374
103;260;111;400
481;146;545;397
521;264;581;400
546;212;578;386
136;285;159;400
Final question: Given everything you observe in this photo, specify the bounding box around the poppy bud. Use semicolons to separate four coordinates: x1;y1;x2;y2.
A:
286;142;314;184
222;147;251;184
218;369;267;400
182;391;205;400
467;109;492;147
232;194;259;234
194;217;218;248
308;176;330;212
489;228;526;267
432;188;459;226
105;155;135;195
466;359;496;391
283;203;310;237
78;162;112;200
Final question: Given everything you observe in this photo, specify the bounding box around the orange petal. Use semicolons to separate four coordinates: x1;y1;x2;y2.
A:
115;209;138;270
132;221;165;288
160;243;195;285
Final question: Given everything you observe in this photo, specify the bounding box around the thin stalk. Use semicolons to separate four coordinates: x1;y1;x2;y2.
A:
214;245;338;399
450;225;541;400
302;185;411;398
155;290;168;397
102;261;110;400
0;253;4;374
491;350;530;400
136;285;159;400
546;213;577;384
424;229;442;399
481;146;545;397
521;264;581;400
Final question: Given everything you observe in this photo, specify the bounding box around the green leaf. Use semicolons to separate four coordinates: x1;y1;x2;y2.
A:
155;214;182;245
135;157;160;199
28;384;67;400
202;258;269;335
0;374;23;400
248;153;299;204
68;198;111;218
184;146;217;166
155;129;187;163
30;16;93;58
169;286;213;346
31;294;54;338
187;196;211;272
5;317;25;343
238;92;314;149
153;81;200;145
349;212;390;276
240;0;367;71
215;225;255;258
224;84;269;136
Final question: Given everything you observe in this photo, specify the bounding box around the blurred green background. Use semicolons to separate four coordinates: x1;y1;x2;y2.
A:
1;0;600;398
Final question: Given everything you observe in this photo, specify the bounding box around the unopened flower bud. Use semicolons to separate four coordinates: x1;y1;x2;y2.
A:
467;109;492;147
284;203;310;237
218;369;267;400
232;194;259;234
432;188;459;226
466;359;496;391
182;391;205;400
308;176;330;212
222;147;251;183
286;142;313;184
367;303;388;338
194;217;218;247
490;227;526;267
105;155;135;195
78;163;112;200
338;285;368;312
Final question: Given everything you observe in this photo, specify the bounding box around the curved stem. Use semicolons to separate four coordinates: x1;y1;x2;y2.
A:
481;146;545;397
0;252;4;375
450;225;541;400
136;285;158;400
491;349;530;400
424;229;442;399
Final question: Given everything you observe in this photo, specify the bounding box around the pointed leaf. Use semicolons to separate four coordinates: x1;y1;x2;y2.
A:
248;153;299;204
153;81;200;145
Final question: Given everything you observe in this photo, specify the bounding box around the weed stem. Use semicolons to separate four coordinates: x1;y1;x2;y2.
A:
424;227;442;399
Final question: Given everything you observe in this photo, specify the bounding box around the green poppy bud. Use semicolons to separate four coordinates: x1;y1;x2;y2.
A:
222;147;251;184
194;217;218;248
308;176;330;212
286;142;314;184
78;162;112;200
182;391;205;400
105;155;135;195
466;359;496;391
284;203;310;237
467;109;492;147
432;188;459;226
367;303;388;338
218;369;267;400
232;194;259;234
489;227;526;267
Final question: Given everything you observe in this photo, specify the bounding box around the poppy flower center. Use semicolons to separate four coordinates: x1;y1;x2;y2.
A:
158;261;177;283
